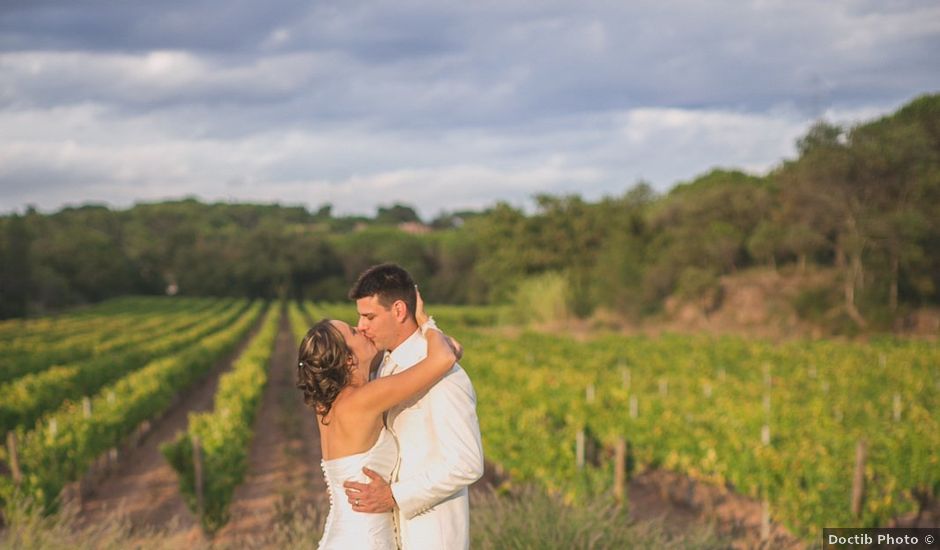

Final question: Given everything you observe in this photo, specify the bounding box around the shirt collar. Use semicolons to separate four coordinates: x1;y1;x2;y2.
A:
389;327;425;368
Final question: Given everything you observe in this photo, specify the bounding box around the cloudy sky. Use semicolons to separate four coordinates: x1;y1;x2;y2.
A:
1;1;939;219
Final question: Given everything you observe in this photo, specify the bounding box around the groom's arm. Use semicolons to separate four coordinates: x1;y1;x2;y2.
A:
391;366;484;519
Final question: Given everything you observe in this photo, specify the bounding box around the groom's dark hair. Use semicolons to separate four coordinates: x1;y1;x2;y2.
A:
348;263;417;320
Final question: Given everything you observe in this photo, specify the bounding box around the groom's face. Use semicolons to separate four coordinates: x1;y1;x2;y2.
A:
356;294;397;350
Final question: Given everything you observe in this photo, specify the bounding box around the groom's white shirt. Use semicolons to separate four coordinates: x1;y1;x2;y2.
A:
379;328;484;550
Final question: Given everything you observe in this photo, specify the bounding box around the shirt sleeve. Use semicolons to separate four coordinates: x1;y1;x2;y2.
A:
390;366;485;519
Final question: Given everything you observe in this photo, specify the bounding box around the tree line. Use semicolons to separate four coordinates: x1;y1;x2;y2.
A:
2;93;938;332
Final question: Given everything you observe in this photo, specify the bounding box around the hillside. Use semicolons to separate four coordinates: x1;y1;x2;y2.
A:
660;267;940;339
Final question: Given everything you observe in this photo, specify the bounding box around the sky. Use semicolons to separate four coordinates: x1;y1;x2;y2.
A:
1;1;939;219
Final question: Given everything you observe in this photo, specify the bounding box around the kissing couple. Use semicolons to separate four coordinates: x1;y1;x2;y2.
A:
297;263;485;550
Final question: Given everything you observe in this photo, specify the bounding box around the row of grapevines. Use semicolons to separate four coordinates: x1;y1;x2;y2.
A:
0;298;226;384
0;299;250;434
459;329;940;541
421;304;510;328
290;302;314;342
0;298;127;340
305;302;352;325
289;302;317;415
162;304;280;533
0;301;264;513
0;296;197;344
0;297;220;359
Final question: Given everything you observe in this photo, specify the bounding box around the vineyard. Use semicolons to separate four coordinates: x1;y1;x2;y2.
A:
0;297;937;546
462;331;939;539
310;301;940;540
0;298;261;510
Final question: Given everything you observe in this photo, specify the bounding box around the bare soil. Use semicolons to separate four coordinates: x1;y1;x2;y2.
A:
628;469;805;549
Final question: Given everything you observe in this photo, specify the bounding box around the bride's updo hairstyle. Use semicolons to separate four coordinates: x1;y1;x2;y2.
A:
297;319;353;419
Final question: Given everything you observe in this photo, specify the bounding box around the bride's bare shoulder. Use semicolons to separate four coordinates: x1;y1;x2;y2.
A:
332;384;384;424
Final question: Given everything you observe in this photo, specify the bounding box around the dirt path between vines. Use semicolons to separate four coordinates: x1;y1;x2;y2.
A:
212;310;327;547
75;310;267;546
627;469;805;549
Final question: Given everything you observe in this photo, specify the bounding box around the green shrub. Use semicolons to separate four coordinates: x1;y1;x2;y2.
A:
509;272;571;325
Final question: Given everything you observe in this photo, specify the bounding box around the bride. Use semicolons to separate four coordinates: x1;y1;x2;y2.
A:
296;292;458;549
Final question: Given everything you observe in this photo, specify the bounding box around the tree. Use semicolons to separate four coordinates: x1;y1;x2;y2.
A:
747;221;785;270
643;169;771;306
0;214;31;318
375;203;421;225
781;224;827;272
779;120;870;327
851;101;939;313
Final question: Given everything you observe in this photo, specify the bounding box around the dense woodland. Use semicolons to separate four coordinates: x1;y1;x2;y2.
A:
2;94;938;332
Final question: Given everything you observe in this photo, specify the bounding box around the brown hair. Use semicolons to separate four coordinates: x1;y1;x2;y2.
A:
347;263;417;321
297;319;353;420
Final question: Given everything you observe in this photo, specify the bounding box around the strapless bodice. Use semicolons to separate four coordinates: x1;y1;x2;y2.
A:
319;428;400;550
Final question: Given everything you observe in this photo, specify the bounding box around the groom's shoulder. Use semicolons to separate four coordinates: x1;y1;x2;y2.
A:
435;362;476;395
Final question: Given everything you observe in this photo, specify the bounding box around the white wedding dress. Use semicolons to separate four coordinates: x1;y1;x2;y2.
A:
319;428;400;550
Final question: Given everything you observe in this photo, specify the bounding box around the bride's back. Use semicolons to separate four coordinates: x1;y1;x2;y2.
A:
318;386;386;461
319;418;399;550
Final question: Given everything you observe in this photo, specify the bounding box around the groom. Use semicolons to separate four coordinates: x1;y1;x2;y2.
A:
342;263;484;550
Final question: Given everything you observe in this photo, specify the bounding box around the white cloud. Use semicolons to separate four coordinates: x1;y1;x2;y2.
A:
0;1;938;215
0;98;905;217
0;50;337;108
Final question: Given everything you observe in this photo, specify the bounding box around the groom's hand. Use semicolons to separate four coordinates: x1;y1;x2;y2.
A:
446;335;463;361
344;467;396;513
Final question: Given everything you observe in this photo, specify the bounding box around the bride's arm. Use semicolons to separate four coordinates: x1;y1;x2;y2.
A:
348;327;456;416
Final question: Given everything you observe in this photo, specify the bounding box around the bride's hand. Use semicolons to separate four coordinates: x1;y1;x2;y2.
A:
415;285;429;326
